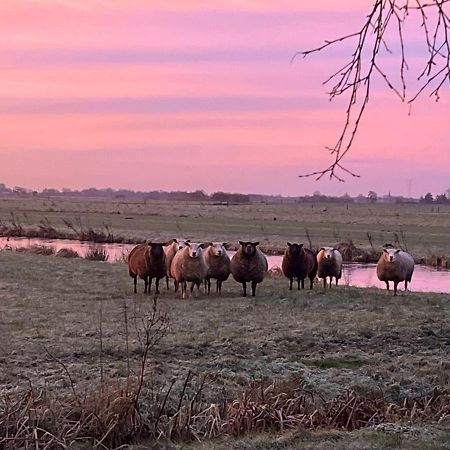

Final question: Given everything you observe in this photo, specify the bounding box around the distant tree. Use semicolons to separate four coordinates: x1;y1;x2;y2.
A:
446;188;450;199
12;186;28;195
420;192;434;204
0;183;11;193
367;191;378;204
435;194;449;204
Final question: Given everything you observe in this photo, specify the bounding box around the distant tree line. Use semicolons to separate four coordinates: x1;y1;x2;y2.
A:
0;183;449;205
419;191;450;205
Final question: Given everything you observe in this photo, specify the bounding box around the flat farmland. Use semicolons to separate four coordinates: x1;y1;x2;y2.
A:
1;195;449;258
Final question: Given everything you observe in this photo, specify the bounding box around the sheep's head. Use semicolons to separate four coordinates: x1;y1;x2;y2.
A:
239;241;259;257
383;248;401;262
208;242;227;256
177;239;190;251
287;242;304;256
148;242;165;258
320;247;336;260
186;242;205;258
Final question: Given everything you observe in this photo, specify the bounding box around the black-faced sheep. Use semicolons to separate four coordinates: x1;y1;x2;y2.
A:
230;241;268;297
317;247;343;288
128;242;166;294
377;248;415;295
170;242;208;299
164;238;190;290
281;242;317;290
203;242;231;295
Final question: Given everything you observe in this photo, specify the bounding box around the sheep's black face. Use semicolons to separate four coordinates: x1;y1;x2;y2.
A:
149;243;164;258
239;241;258;257
287;242;303;256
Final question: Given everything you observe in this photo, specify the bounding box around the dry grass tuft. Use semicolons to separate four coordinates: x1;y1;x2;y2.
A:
15;245;55;256
84;246;109;261
56;248;79;258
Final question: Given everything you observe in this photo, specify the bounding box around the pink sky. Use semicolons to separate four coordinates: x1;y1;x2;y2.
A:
1;1;449;197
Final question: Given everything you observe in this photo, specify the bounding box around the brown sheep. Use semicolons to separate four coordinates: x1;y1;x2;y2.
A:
128;242;166;294
230;241;268;297
170;242;209;299
377;248;415;296
164;238;190;290
281;243;317;290
203;242;231;295
316;247;343;288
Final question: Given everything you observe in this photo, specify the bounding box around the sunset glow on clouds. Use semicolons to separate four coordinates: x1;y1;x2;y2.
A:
1;1;449;196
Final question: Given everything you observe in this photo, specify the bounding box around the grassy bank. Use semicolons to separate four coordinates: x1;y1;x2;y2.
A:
0;250;449;448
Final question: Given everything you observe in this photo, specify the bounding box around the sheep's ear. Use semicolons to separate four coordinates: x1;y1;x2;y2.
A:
239;240;245;246
320;247;325;251
395;249;401;254
208;242;213;247
287;242;292;247
222;242;228;249
147;241;152;246
299;243;304;248
254;241;260;246
185;242;191;247
383;249;389;253
199;243;207;249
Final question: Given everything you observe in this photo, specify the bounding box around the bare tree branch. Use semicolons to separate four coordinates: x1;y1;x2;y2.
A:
294;0;450;181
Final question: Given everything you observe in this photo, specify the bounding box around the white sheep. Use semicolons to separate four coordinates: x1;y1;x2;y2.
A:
377;248;415;295
316;247;343;288
164;238;190;290
170;242;209;299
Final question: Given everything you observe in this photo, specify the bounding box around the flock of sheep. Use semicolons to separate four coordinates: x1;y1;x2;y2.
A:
128;239;415;298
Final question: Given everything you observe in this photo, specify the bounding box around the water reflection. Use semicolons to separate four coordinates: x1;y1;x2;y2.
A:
1;237;449;293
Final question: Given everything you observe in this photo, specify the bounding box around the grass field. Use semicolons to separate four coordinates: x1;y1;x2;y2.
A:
1;249;449;448
1;195;450;260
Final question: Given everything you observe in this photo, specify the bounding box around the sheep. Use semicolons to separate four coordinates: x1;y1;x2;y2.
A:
203;242;231;295
281;242;317;290
377;248;415;295
170;242;209;299
128;242;167;294
230;241;268;297
316;247;343;288
164;238;190;290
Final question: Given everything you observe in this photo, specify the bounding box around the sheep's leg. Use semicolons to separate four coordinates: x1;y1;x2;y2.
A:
242;282;247;297
174;280;179;292
309;276;314;290
404;280;408;291
181;281;187;299
166;275;170;290
207;279;212;294
133;276;137;294
394;281;399;296
155;278;160;295
301;278;305;289
329;277;332;288
148;277;152;294
323;278;326;289
297;278;301;290
144;277;148;294
190;282;195;297
217;280;222;296
385;281;389;291
289;278;293;290
336;278;339;286
251;281;257;297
